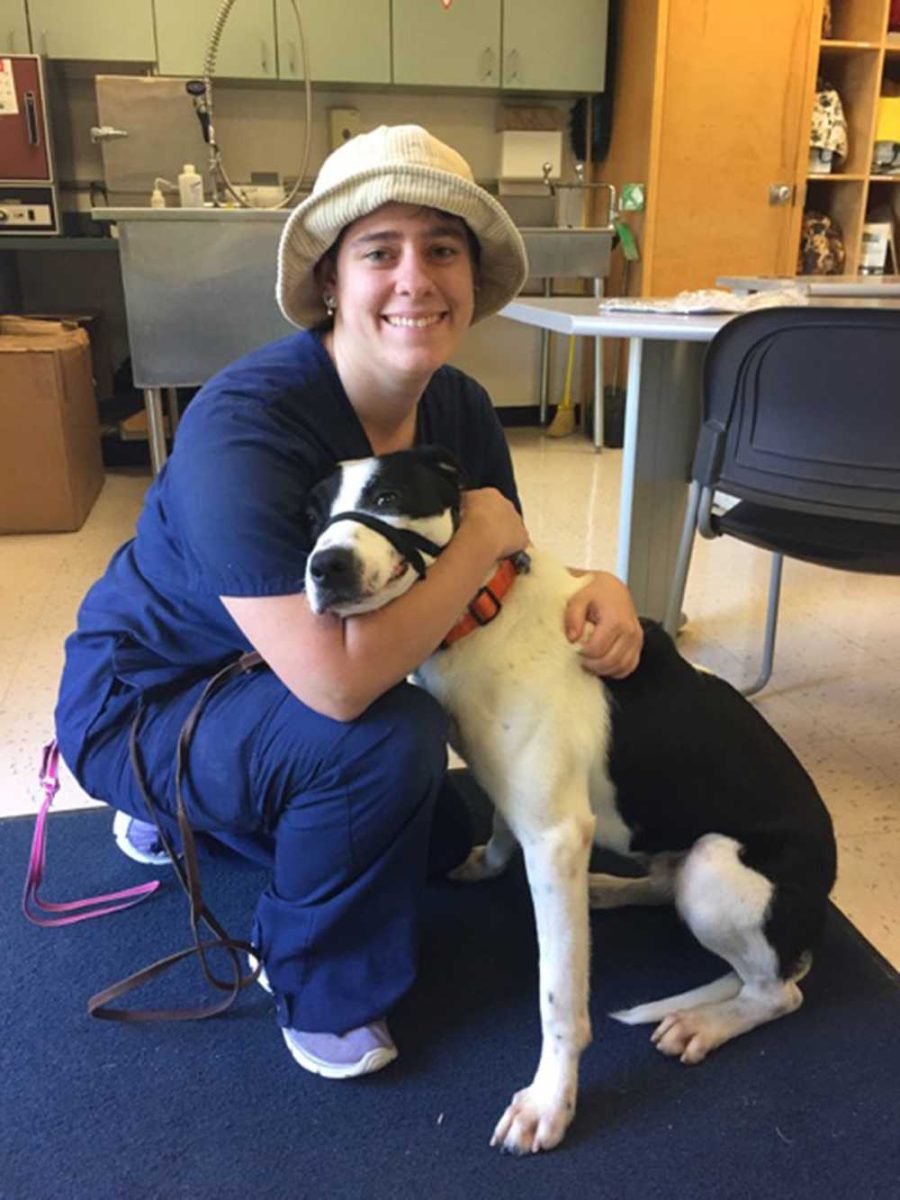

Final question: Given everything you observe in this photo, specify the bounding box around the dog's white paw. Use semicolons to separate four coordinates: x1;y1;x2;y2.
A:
650;982;803;1064
490;1085;574;1155
447;844;505;883
650;1010;717;1064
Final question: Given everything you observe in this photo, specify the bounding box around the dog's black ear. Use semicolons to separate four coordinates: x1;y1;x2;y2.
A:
416;445;467;492
305;468;341;541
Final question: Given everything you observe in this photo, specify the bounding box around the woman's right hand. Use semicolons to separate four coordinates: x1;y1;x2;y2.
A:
460;487;530;561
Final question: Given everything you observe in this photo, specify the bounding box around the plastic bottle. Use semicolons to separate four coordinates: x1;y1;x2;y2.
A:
178;164;204;208
149;185;166;209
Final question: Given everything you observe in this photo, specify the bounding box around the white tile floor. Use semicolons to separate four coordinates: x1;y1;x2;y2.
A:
2;431;898;968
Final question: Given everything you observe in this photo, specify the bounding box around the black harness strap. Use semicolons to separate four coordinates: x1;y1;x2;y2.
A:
321;511;450;578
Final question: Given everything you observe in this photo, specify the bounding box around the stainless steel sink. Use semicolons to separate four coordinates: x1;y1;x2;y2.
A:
518;227;612;279
496;192;613;278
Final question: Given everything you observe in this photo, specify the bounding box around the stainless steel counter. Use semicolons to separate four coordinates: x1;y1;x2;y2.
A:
96;208;295;391
91;207;614;471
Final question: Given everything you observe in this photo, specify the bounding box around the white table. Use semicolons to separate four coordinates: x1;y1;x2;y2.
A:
499;295;900;621
718;274;900;297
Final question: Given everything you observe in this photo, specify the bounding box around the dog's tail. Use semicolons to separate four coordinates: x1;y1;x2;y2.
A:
609;972;742;1025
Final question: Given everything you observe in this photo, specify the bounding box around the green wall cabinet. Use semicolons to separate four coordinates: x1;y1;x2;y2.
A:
393;0;501;89
28;0;156;61
155;0;277;80
276;0;390;84
502;0;608;92
0;0;29;52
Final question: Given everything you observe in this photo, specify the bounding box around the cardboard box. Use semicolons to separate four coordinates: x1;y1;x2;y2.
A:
24;310;115;400
0;316;104;533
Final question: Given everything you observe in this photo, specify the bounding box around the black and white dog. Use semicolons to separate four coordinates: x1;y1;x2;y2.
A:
305;447;837;1156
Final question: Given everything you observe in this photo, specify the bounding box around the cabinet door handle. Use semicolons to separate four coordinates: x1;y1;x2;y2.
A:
506;48;520;82
261;39;270;74
8;30;16;51
288;39;297;76
24;92;40;147
40;31;49;56
481;46;495;80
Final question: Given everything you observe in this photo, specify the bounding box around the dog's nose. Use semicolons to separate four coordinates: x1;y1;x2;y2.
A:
309;547;356;588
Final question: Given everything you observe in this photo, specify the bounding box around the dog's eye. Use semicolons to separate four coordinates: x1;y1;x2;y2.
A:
374;491;398;508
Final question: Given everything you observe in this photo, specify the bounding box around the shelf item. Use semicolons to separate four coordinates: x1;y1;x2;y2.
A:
810;79;849;174
798;209;847;274
872;95;900;172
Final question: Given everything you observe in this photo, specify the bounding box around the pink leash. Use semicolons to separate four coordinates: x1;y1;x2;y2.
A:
22;740;160;927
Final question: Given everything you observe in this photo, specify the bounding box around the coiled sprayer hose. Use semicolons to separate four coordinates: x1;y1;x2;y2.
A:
202;0;312;209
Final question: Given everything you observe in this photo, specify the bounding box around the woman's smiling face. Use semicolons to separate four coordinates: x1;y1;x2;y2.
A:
323;203;477;383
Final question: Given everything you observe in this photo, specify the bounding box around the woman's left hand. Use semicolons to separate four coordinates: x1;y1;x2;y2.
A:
565;571;643;679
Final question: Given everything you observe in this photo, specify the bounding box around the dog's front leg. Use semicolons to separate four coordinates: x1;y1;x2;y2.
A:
491;810;595;1155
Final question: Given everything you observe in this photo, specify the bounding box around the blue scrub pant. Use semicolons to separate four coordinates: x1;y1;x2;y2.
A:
74;668;468;1034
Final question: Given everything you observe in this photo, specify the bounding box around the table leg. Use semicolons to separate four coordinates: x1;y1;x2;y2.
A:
615;338;704;621
538;279;552;425
144;387;169;476
165;386;181;438
592;277;604;451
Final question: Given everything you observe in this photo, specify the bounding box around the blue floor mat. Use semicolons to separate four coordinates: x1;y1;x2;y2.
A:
4;774;899;1200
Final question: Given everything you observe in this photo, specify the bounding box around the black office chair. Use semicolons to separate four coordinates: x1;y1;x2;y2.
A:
664;306;900;696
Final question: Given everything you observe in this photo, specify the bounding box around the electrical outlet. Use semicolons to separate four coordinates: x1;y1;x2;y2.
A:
329;107;361;152
620;183;645;212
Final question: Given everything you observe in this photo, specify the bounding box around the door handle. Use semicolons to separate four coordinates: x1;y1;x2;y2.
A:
90;126;129;143
24;92;40;147
481;46;496;80
506;48;520;82
769;183;793;206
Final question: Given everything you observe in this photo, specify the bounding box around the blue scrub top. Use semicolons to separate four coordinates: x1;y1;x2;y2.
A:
55;328;520;774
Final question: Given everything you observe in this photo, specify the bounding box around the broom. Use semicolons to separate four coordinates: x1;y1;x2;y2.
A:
545;334;578;438
546;95;592;440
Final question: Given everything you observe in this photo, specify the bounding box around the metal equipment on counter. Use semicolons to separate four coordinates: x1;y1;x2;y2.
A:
0;54;59;236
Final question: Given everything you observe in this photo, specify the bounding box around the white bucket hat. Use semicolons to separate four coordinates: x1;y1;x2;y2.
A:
276;124;529;328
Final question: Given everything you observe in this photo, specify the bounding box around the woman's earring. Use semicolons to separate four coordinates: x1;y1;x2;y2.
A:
323;293;337;314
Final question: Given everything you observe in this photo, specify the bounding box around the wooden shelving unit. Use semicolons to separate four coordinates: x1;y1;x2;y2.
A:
800;0;900;273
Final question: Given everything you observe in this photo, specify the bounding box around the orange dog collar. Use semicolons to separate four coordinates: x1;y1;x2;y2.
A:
442;557;520;648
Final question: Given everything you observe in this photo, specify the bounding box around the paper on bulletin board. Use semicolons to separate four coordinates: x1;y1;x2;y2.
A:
0;59;20;116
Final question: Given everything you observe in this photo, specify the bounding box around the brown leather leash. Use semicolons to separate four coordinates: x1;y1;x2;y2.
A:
88;651;267;1022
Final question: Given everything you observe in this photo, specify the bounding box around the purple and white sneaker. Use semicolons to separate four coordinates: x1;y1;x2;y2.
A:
281;1020;398;1079
112;811;170;866
247;953;397;1078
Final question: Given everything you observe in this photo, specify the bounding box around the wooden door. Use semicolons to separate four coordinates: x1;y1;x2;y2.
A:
28;0;156;61
276;0;390;83
0;1;29;53
502;0;609;93
393;0;501;88
644;0;819;294
156;0;277;80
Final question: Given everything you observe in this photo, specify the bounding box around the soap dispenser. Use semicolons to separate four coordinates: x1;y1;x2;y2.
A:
178;164;204;208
